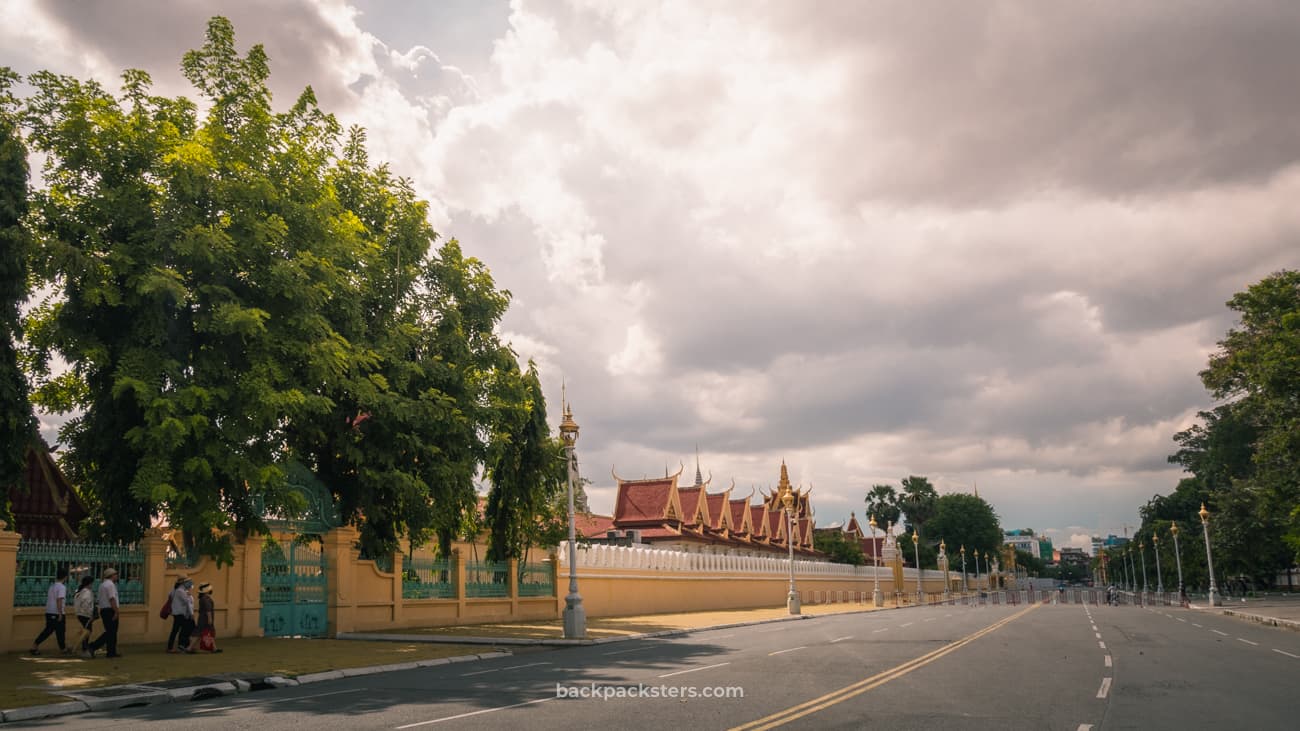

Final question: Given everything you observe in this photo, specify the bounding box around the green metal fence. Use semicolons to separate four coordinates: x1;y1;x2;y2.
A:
517;561;554;597
14;539;145;607
259;540;327;637
465;560;509;598
402;557;455;599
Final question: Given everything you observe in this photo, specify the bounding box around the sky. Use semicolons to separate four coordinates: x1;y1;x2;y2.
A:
4;1;1299;554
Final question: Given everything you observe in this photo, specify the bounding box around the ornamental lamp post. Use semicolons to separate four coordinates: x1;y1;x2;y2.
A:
559;398;586;638
1153;532;1164;597
940;539;951;601
974;549;981;591
783;486;800;615
1171;521;1185;600
1139;539;1149;604
869;515;883;607
960;545;968;594
1200;504;1220;607
912;528;923;604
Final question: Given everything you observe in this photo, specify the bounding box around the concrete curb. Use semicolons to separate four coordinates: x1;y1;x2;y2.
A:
0;649;502;724
1219;609;1300;633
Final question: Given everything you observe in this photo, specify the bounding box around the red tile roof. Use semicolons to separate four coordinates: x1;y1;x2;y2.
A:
574;513;616;538
677;487;706;526
614;478;676;523
705;493;729;530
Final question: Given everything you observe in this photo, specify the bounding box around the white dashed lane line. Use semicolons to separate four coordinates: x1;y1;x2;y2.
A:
1211;629;1229;636
1274;649;1299;659
1192;623;1203;627
1104;655;1112;668
1238;638;1260;646
659;662;730;678
829;636;852;644
1096;677;1112;699
768;646;807;656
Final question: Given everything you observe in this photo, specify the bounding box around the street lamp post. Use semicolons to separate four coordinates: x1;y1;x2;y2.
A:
1200;504;1220;607
559;399;586;639
869;515;883;607
1153;533;1164;598
960;545;968;595
1171;521;1185;600
783;487;800;615
974;549;981;591
1139;540;1149;604
940;539;951;601
912;529;923;604
1126;547;1135;594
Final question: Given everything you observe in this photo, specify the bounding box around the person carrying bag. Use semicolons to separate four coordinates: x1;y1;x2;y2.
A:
72;575;96;653
195;582;221;653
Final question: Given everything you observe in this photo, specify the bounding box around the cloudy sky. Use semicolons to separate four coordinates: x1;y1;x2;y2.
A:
4;1;1298;553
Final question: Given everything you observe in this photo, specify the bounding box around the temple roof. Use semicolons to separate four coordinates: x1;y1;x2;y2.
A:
613;476;681;524
6;447;88;541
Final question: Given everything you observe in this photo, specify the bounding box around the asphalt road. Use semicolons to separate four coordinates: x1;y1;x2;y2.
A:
13;601;1300;730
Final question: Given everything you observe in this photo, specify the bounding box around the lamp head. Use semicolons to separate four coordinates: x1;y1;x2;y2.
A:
558;401;579;447
1199;503;1210;524
911;528;918;545
868;514;877;530
1171;521;1179;536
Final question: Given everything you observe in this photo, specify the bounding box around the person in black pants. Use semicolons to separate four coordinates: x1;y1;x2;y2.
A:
30;567;70;655
86;567;120;658
166;576;191;653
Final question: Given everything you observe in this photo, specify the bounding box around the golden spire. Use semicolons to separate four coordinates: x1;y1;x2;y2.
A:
777;460;792;496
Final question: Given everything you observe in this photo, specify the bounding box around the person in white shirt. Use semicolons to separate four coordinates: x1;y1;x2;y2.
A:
167;577;196;653
29;566;69;655
86;567;121;659
72;575;96;652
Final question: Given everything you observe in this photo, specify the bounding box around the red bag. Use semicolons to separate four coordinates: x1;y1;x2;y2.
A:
199;627;215;652
160;597;172;619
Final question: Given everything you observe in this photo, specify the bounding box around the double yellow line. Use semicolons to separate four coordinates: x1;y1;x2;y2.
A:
730;605;1038;730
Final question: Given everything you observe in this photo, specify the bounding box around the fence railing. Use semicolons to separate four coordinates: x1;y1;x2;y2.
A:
14;539;145;607
403;557;455;599
465;561;509;598
518;561;554;597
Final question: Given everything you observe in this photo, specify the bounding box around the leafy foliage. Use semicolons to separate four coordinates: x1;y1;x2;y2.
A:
925;492;1002;562
813;528;866;566
0;67;37;520
863;483;901;529
14;18;535;560
1139;270;1300;588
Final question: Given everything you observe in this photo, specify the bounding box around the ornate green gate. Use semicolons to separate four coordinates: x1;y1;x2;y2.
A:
260;540;327;637
258;461;339;638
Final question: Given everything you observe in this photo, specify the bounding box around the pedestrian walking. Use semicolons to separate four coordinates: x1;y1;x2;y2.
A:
195;582;222;653
72;575;95;652
29;566;70;655
86;567;121;659
166;576;195;653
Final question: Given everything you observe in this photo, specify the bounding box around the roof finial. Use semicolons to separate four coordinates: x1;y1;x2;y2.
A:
974;480;979;499
694;445;703;487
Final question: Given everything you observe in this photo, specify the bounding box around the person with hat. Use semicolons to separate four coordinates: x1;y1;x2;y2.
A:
86;567;121;658
194;582;221;653
167;576;196;654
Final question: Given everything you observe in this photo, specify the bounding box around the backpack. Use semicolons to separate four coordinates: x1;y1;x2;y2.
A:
160;592;172;619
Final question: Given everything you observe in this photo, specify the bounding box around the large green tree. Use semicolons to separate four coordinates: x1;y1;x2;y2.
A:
813;528;866;566
924;492;1002;564
19;17;523;560
484;361;566;564
1141;270;1300;588
0;68;37;520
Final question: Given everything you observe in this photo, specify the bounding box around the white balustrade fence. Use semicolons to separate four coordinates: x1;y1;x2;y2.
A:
557;542;988;583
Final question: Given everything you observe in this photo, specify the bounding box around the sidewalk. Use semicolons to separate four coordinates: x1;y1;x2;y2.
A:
0;637;499;712
343;600;897;644
1199;595;1300;632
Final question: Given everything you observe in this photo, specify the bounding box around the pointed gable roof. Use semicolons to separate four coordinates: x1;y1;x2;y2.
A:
705;484;732;531
613;476;682;524
677;487;709;527
730;491;756;536
843;512;865;539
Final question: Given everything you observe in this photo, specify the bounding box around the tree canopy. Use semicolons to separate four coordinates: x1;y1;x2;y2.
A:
924;492;1002;563
8;17;548;561
0;68;37;522
863;483;901;529
1134;270;1300;588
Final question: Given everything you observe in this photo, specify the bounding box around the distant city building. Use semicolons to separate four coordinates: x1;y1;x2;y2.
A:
1058;547;1090;569
1004;530;1039;558
1090;536;1104;556
1038;537;1054;561
1100;534;1130;549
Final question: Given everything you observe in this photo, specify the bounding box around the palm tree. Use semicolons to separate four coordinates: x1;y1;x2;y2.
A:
865;484;902;527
